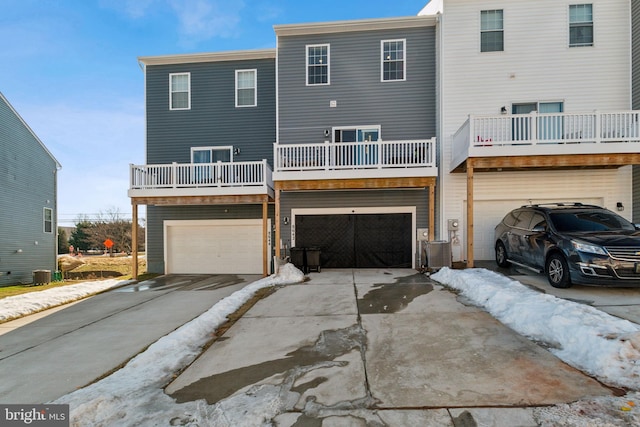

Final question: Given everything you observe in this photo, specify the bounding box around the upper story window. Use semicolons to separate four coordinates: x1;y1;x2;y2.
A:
381;39;406;81
480;9;504;52
170;72;190;110
43;207;53;233
307;44;329;86
569;4;593;47
192;146;233;163
236;69;257;107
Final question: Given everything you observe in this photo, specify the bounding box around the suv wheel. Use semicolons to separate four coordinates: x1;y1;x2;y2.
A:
495;241;510;268
545;253;572;288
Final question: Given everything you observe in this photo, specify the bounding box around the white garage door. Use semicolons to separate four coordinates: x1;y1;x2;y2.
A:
164;219;270;274
469;198;603;261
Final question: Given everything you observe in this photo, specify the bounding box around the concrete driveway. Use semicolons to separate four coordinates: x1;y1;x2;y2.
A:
166;269;614;425
0;274;260;404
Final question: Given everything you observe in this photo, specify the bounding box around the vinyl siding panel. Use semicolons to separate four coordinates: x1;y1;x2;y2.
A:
633;0;640;110
145;58;276;165
0;96;58;285
146;204;274;274
632;0;640;222
439;0;632;259
278;26;436;144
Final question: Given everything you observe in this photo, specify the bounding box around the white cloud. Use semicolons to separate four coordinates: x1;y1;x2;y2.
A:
99;0;157;19
168;0;245;44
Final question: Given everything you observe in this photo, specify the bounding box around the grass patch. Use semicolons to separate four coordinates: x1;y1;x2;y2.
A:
0;255;151;300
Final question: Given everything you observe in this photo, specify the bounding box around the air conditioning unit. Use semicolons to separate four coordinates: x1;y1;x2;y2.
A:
426;241;452;269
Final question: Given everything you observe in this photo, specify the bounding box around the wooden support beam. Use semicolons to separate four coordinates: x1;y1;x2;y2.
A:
276;176;436;191
466;160;474;268
428;184;435;241
263;199;268;277
131;202;138;279
275;187;281;260
453;153;640;173
131;194;272;206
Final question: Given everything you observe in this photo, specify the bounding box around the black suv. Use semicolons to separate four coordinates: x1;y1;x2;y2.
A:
494;203;640;288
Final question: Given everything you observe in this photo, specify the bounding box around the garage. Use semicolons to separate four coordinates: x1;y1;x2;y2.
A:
293;213;413;268
469;198;603;261
164;219;270;274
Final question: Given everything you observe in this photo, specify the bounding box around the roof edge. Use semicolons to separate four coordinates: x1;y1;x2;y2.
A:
0;92;61;169
274;15;436;37
138;48;276;66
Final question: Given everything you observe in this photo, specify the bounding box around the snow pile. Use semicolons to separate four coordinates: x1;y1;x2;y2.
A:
431;267;640;390
0;278;126;323
54;263;305;427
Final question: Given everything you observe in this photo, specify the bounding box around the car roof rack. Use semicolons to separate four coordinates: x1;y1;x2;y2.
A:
522;202;603;209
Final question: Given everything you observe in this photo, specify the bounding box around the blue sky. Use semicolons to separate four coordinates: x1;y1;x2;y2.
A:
1;0;430;226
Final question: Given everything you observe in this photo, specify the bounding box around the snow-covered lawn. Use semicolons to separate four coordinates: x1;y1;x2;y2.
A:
4;266;640;425
0;278;127;323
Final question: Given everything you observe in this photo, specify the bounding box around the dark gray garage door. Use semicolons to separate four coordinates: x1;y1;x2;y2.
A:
295;214;412;268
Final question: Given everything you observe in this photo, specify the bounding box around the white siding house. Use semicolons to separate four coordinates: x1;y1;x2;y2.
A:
427;0;637;263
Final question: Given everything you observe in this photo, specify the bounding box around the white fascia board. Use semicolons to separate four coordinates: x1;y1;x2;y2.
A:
274;15;436;37
138;49;276;66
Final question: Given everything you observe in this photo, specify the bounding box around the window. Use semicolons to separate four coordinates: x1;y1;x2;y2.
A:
170;72;190;110
307;44;329;85
333;126;380;143
569;4;593;47
481;10;504;52
236;69;257;107
44;208;53;233
191;146;233;163
381;39;406;82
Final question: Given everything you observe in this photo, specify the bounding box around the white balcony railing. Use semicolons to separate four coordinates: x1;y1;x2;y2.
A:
451;111;640;171
129;160;273;195
274;139;436;178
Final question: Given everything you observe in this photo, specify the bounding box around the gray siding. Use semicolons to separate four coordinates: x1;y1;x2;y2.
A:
146;204;274;274
146;58;276;165
633;0;640;222
0;95;58;285
279;189;430;250
278;26;436;144
633;0;640;111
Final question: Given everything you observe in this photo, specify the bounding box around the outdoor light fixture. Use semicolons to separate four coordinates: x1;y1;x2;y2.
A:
233;147;241;155
283;217;289;225
500;106;507;114
617;202;624;211
15;249;22;253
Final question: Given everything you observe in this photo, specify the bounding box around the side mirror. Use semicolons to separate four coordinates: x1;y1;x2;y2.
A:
532;224;546;233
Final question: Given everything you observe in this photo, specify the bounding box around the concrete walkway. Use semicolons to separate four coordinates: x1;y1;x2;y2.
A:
166;269;613;425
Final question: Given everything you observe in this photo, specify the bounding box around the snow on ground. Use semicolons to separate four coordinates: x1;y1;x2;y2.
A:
5;266;640;425
0;278;128;323
53;263;305;427
431;267;640;390
432;267;640;426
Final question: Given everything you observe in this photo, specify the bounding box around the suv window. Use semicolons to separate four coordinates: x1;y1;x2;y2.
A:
514;210;535;229
550;211;635;232
502;210;521;227
530;213;546;231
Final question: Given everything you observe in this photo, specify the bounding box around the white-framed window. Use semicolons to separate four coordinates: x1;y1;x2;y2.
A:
43;207;53;233
170;72;190;110
381;39;406;82
236;69;257;107
333;125;381;142
306;44;329;86
480;9;504;52
569;4;593;47
191;146;233;163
